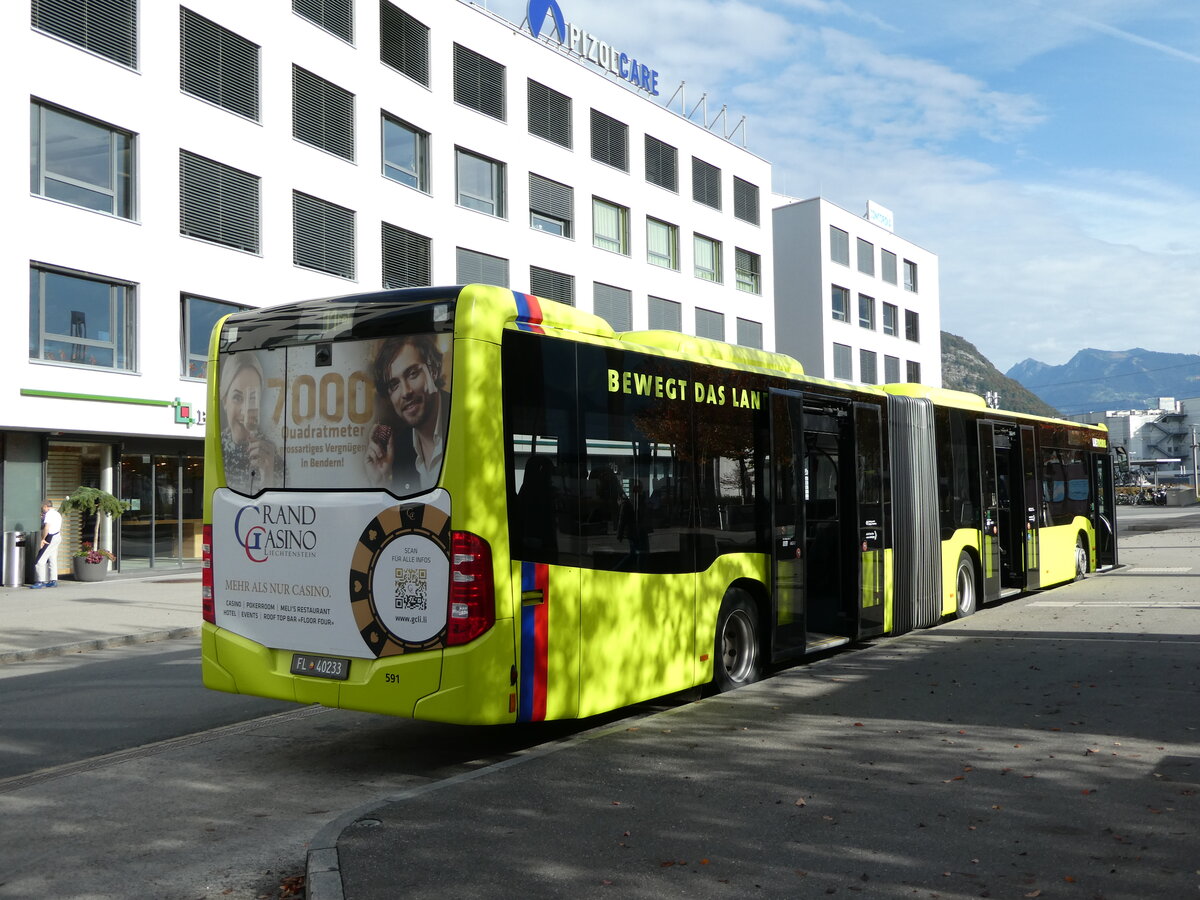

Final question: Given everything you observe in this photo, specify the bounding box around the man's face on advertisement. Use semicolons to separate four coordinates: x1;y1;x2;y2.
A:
386;343;436;428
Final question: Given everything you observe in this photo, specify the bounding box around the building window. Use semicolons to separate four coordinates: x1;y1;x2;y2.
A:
382;222;431;288
735;249;761;294
858;294;875;330
528;80;571;148
857;238;874;276
30;265;136;371
737;318;763;349
453;44;506;121
884;354;900;384
692;157;721;209
860;349;878;385
645;135;678;191
293;0;352;42
293;191;355;279
832;343;852;381
530;266;575;305
179;150;260;252
904;259;919;292
593;283;632;331
694;234;722;283
592;198;629;255
590;109;628;171
882;302;898;336
830;226;849;265
906;360;922;383
696;308;725;341
180;8;260;120
293;65;355;161
831;285;849;322
529;174;573;237
881;249;897;285
648;296;681;331
456;148;505;217
380;2;429;85
457;247;509;287
32;0;137;68
646;218;678;270
733;177;760;225
905;309;920;342
183;295;242;379
382;115;428;191
31;102;134;218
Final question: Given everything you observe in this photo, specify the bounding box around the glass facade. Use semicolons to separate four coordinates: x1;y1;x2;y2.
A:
119;453;205;569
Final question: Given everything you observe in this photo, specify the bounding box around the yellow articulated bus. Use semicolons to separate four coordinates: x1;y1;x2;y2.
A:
201;285;1117;724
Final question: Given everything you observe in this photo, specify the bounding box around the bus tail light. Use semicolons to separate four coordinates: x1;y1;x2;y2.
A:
201;525;215;624
447;531;494;646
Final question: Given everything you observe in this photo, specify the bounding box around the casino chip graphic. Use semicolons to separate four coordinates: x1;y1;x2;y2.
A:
349;503;451;656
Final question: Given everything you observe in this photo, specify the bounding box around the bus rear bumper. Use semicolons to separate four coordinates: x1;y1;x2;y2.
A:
201;620;516;722
201;623;439;716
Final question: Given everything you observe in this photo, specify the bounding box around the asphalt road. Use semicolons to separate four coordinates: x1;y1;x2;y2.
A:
329;517;1200;900
0;639;666;899
0;505;1194;898
0;641;292;779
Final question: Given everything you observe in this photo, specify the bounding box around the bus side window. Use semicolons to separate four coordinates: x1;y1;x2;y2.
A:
516;455;560;559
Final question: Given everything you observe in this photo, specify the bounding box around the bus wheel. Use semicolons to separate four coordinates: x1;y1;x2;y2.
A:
955;552;977;618
1074;535;1089;581
712;590;761;692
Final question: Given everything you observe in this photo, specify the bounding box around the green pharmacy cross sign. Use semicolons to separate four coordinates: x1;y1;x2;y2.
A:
21;389;203;429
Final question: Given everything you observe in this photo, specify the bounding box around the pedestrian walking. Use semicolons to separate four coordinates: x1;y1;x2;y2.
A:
30;498;62;588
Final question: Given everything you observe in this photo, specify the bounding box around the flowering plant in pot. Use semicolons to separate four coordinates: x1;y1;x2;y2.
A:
74;542;117;564
60;487;128;580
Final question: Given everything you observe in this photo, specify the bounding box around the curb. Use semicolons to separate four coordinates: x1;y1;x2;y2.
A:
302;695;709;900
0;626;201;665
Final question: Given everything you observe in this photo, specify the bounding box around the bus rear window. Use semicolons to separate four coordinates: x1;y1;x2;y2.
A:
216;332;453;495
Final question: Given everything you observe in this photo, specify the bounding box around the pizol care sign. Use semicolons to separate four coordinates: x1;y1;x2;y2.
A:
527;0;661;96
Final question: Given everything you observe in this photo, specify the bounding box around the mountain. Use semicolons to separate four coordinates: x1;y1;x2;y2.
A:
940;332;1060;417
1005;348;1200;414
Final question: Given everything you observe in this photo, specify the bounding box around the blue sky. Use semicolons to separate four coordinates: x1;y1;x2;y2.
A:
485;0;1200;371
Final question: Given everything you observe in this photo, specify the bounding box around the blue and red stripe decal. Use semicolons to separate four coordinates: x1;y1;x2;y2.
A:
513;291;545;334
518;561;550;722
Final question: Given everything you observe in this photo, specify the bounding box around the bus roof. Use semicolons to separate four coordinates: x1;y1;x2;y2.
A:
221;286;1102;436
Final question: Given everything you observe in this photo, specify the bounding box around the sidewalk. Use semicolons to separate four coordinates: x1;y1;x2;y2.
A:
0;568;202;663
312;523;1200;900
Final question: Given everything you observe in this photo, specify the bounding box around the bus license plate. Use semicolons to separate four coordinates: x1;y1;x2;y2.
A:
290;653;350;681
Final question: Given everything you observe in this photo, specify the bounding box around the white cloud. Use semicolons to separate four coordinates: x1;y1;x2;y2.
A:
486;0;1200;370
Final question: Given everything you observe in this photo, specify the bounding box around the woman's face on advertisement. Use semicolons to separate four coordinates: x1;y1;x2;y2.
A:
225;365;262;444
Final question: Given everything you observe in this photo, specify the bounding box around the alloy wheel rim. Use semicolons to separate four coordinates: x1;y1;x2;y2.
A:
721;610;755;683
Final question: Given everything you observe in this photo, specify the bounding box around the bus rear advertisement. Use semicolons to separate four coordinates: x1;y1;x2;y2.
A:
201;285;1117;724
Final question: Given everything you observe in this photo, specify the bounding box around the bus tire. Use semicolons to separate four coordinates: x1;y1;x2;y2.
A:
711;589;761;693
1074;534;1089;581
955;551;977;618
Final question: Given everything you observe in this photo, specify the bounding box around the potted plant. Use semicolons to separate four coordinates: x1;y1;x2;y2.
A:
60;486;129;581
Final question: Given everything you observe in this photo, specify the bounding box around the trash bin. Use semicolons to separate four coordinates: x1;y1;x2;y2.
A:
3;531;26;588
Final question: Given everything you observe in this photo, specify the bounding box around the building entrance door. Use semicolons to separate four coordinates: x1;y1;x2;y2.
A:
119;453;204;569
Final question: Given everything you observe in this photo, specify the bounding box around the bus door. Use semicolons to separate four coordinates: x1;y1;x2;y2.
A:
768;390;857;659
997;424;1026;591
853;402;886;638
1091;451;1118;569
1020;426;1041;589
768;389;806;658
977;422;1002;602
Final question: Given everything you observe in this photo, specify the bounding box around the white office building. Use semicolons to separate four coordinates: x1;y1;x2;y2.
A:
4;0;773;571
1069;398;1200;489
773;197;941;388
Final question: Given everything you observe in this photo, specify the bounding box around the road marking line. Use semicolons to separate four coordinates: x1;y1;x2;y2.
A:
1028;599;1200;608
1115;567;1193;574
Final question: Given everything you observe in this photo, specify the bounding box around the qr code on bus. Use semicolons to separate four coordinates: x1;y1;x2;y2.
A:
394;567;427;611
